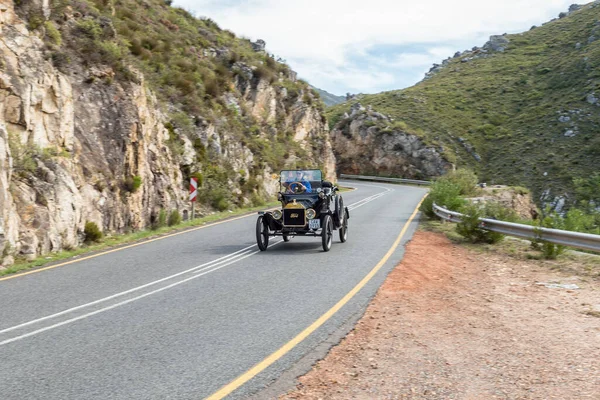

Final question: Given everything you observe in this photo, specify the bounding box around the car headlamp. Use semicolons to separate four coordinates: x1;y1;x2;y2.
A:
318;192;325;199
272;209;282;220
306;208;316;220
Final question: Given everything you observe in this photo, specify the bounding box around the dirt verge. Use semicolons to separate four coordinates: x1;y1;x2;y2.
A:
280;230;600;399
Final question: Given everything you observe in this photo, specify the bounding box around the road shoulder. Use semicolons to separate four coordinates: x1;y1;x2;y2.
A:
280;229;600;399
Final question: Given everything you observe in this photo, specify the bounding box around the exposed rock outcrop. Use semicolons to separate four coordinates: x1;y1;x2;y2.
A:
483;35;510;53
330;105;451;179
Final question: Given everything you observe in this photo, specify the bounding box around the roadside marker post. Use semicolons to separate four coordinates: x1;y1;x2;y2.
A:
190;178;198;220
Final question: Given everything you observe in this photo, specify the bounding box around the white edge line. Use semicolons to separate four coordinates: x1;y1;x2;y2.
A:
0;251;260;346
0;244;256;335
0;180;394;342
2;187;388;337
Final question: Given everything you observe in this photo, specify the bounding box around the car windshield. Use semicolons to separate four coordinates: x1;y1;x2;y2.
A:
280;170;323;193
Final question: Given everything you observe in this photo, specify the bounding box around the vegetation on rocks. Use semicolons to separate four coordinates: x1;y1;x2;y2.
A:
1;0;334;266
423;166;600;259
18;0;328;210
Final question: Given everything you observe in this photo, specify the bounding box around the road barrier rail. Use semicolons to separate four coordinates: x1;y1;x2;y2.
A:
433;203;600;253
339;174;431;186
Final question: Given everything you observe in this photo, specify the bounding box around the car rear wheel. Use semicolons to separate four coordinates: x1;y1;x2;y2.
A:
334;196;344;228
322;214;333;252
339;209;348;243
283;233;290;242
256;216;269;251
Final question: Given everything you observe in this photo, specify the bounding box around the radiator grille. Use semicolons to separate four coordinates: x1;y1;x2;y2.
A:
283;208;306;227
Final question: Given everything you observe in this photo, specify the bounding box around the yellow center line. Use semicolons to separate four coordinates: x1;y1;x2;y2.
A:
205;194;428;400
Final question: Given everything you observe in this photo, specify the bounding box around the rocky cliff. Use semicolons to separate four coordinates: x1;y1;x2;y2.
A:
330;103;451;178
0;0;335;267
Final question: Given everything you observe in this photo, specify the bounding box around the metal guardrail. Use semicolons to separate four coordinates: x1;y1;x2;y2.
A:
339;174;431;186
433;203;600;253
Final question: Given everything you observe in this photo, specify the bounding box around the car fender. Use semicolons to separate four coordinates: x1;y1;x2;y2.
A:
262;212;282;231
333;195;344;228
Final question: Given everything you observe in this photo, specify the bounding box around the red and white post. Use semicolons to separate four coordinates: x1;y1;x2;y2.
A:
190;177;198;220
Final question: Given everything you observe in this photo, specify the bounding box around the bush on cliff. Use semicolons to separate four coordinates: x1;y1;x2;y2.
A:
84;221;103;243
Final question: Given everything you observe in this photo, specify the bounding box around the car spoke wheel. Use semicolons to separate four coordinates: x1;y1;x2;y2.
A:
322;214;333;252
339;209;348;243
256;216;269;251
335;196;344;228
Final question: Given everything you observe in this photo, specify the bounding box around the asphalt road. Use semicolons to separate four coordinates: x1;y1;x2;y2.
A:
0;181;427;399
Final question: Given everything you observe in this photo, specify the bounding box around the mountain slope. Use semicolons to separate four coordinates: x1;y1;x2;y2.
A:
327;2;600;201
0;0;335;266
312;87;346;106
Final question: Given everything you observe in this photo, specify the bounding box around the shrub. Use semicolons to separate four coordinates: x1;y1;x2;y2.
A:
76;19;103;40
254;65;275;83
84;221;103;243
124;176;142;193
302;93;313;105
564;208;600;235
203;76;221;98
44;21;62;46
152;209;167;230
28;11;44;31
532;212;565;259
250;192;266;207
97;40;124;65
168;209;181;226
443;168;478;196
190;172;204;187
7;131;37;177
51;52;71;70
420;179;466;218
456;202;516;244
513;186;530;195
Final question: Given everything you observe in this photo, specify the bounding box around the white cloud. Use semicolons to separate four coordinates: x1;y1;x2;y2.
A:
174;0;577;94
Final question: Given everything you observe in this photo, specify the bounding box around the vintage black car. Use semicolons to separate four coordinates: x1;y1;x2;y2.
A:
256;169;349;252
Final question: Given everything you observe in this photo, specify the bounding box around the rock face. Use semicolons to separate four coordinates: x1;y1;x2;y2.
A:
251;39;266;52
483;35;510;52
0;1;335;267
477;186;538;220
330;105;451;179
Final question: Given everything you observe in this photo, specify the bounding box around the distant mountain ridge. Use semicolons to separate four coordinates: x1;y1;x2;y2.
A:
327;1;600;202
312;87;346;106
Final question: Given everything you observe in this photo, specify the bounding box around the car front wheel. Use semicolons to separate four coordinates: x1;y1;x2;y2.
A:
321;214;333;252
256;216;269;251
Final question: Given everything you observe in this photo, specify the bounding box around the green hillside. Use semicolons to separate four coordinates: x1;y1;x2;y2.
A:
327;2;600;201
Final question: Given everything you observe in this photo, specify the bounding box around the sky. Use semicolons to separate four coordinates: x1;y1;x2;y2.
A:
173;0;578;95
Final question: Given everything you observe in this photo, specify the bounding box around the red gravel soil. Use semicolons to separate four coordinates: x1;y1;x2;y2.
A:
280;231;600;400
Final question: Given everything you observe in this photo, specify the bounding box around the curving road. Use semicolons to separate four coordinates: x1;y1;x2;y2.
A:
0;181;427;399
